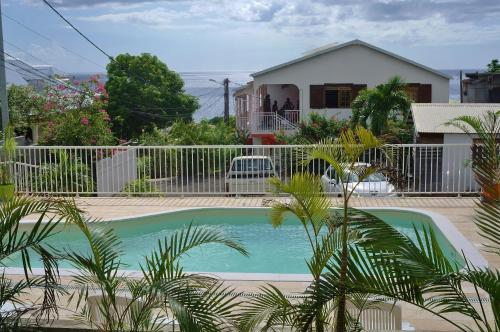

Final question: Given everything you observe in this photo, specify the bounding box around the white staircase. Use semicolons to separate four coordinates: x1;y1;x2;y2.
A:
251;111;299;134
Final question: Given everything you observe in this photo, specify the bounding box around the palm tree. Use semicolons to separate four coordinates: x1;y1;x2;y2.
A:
314;111;500;331
351;76;412;136
0;197;82;329
446;110;500;253
61;204;249;332
239;127;391;331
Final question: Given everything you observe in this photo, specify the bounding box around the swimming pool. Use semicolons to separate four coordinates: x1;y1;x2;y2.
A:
12;207;481;276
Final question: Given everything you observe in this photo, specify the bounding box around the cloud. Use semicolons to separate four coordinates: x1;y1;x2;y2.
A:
80;8;180;27
66;0;500;45
25;0;179;8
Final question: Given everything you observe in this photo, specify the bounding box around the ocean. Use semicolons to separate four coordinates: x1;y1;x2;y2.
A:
9;69;479;122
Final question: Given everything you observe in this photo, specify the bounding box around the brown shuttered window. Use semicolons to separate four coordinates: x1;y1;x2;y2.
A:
352;84;367;101
418;84;432;102
310;85;325;108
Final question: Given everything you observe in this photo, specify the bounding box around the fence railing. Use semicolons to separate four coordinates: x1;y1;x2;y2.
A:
12;144;479;197
251;112;299;133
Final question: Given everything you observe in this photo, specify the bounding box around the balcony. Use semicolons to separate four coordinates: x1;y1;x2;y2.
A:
250;110;300;134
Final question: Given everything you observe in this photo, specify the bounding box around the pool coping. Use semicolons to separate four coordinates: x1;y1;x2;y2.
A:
14;206;487;281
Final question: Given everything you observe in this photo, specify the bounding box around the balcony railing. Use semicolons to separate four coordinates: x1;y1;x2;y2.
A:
251;111;299;133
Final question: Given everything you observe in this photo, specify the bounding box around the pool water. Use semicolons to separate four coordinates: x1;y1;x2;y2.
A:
13;208;464;274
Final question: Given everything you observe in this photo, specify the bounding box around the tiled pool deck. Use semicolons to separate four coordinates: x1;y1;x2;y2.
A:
15;197;499;330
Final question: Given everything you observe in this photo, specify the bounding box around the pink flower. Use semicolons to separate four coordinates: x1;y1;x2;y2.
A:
80;117;90;126
57;84;66;91
98;109;106;113
73;80;80;86
44;102;53;111
47;121;54;128
90;138;97;145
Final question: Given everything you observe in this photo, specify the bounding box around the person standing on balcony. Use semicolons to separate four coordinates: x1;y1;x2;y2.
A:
272;100;278;114
264;94;271;113
283;98;294;111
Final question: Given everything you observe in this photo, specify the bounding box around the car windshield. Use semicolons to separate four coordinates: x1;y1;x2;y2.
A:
232;159;272;172
346;172;386;183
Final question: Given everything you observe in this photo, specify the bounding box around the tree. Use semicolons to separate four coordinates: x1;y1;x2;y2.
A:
310;113;500;331
487;59;500;73
106;53;199;138
0;197;82;329
351;76;412;136
279;113;349;144
239;127;392;332
7;84;45;136
62;205;248;332
39;77;115;146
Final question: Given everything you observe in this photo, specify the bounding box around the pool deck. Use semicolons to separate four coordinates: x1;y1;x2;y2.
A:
16;197;500;331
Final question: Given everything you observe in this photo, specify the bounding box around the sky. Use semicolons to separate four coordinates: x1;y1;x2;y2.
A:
2;0;500;74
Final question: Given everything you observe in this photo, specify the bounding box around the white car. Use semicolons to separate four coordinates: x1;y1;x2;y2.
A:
320;163;396;197
225;156;277;194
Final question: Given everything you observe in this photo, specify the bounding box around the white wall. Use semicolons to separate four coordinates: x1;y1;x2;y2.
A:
96;148;137;196
254;44;450;122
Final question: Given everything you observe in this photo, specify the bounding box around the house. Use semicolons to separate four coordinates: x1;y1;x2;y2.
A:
462;72;500;103
411;103;500;144
235;39;451;144
411;103;500;193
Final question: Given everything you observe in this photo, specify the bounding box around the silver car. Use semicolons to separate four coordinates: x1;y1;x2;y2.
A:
320;163;396;197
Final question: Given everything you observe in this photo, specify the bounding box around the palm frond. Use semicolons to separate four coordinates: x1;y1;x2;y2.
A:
269;173;331;236
237;284;297;332
141;224;248;284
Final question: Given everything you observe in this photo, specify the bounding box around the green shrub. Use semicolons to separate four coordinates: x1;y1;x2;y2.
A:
121;178;163;197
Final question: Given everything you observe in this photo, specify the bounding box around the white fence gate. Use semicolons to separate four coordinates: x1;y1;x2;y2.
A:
96;148;137;196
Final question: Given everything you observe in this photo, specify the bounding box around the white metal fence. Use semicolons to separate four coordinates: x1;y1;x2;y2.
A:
12;144;479;197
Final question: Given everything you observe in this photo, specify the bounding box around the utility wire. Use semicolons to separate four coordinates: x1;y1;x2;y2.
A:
41;0;114;61
2;13;106;70
1;51;94;97
5;40;56;69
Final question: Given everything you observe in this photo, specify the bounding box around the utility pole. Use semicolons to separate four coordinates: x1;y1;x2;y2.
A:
459;70;463;103
223;78;229;124
0;0;9;130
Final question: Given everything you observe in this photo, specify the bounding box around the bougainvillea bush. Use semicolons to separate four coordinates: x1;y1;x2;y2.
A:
39;76;116;146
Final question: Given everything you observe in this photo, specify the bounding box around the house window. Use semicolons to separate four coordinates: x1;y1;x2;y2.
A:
325;88;352;108
405;86;419;102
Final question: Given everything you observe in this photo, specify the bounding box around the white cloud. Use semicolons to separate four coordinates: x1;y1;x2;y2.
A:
80;8;181;27
75;0;500;45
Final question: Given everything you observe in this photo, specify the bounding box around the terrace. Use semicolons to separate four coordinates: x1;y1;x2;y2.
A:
9;197;498;331
2;139;498;331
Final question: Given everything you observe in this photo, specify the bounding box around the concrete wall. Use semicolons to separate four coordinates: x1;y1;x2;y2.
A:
254;44;450;122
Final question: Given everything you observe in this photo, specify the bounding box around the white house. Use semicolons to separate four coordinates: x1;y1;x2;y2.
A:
235;39;450;144
411;103;500;193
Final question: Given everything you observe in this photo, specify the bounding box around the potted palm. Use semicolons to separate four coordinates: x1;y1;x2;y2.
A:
0;126;16;201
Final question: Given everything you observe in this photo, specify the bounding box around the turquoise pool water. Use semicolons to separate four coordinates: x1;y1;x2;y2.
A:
13;208;463;274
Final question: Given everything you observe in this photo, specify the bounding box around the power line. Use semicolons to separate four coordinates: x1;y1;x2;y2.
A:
5;40;54;68
2;13;106;70
41;0;114;61
1;50;94;97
